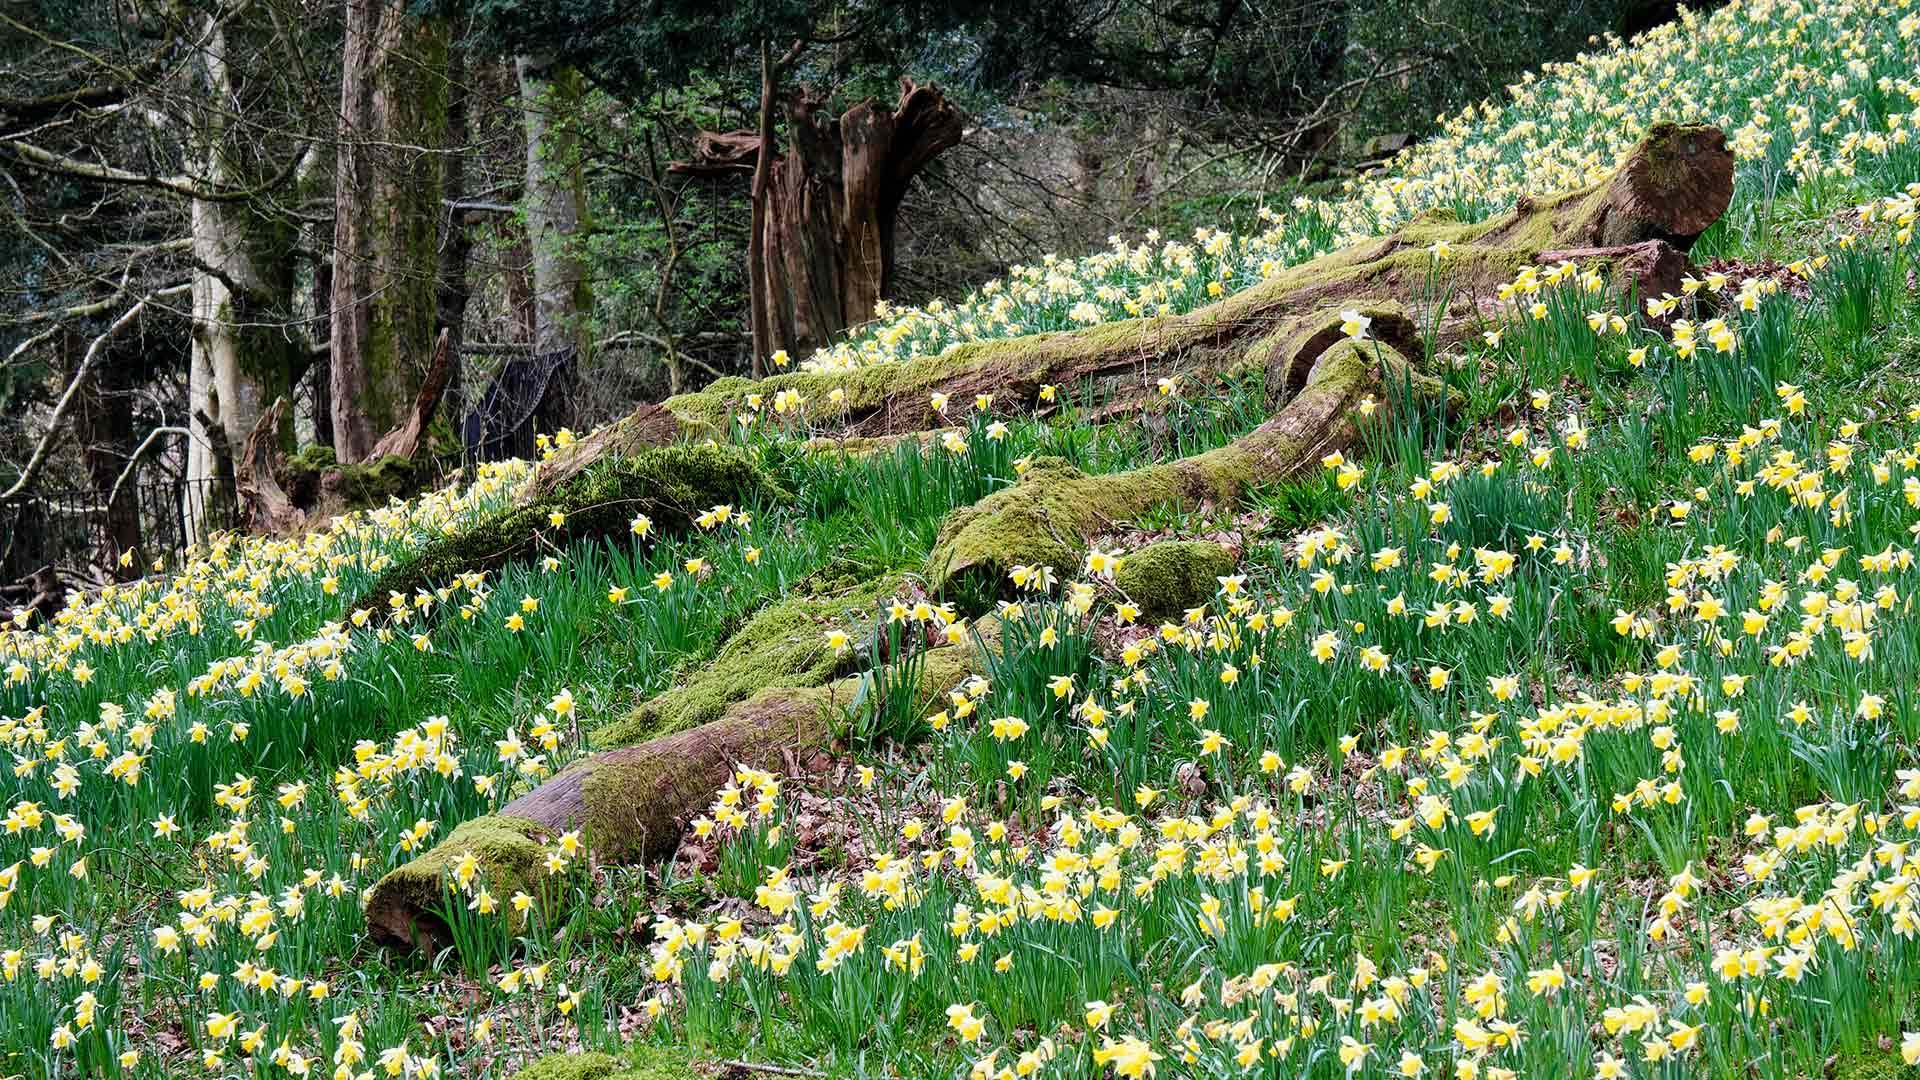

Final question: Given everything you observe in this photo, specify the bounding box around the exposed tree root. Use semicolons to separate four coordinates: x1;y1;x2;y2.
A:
927;336;1389;593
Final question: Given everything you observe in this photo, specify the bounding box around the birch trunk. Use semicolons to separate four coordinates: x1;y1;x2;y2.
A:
184;18;296;541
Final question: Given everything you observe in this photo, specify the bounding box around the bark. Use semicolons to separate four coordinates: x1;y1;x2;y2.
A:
184;15;298;541
330;0;449;463
747;38;778;378
77;337;142;578
516;55;591;359
367;328;454;460
436;44;472;445
236;397;304;534
673;77;966;361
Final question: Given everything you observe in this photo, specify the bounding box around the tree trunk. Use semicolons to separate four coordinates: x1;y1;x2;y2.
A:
185;16;297;541
926;336;1392;594
747;38;777;378
674;77;966;363
437;43;473;452
77;341;142;578
330;0;449;463
236;397;304;534
516;55;591;357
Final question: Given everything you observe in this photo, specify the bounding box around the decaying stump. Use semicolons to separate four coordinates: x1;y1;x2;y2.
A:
236;398;305;535
531;124;1731;504
237;332;458;535
671;78;966;361
366;124;1736;953
368;329;455;461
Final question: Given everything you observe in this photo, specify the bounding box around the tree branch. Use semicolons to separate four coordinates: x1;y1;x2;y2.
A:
1;282;191;500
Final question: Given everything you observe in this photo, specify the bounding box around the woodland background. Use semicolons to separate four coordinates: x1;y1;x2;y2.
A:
0;0;1691;586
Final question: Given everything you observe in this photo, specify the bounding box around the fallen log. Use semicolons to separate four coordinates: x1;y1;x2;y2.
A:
526;123;1730;503
366;627;987;951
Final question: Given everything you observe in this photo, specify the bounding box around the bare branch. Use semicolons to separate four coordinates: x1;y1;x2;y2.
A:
104;425;201;517
1;281;192;500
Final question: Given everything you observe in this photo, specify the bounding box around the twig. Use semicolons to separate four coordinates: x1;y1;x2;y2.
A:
104;426;200;517
721;1061;824;1078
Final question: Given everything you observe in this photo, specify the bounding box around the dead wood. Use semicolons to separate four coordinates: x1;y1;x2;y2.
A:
235;397;304;535
367;328;453;461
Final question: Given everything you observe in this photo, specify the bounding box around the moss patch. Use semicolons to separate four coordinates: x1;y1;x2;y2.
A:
506;1045;701;1080
281;445;434;513
352;444;780;615
1114;540;1239;623
590;575;902;748
364;815;548;948
925;455;1212;600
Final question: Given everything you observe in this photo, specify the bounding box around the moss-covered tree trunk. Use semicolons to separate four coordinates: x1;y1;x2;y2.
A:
330;0;449;463
516;55;590;357
537;124;1729;502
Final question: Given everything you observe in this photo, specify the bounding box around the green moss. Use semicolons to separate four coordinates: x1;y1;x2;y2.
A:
1114;541;1239;623
351;444;779;615
1831;1046;1904;1080
590;575;901;748
506;1045;700;1080
507;1053;625;1080
1242;303;1422;401
281;446;433;513
364;815;548;948
926;457;1196;599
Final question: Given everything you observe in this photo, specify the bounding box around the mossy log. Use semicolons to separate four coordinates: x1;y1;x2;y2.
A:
349;444;779;615
927;337;1387;593
589;574;904;748
527;123;1730;503
1113;540;1240;623
365;619;990;951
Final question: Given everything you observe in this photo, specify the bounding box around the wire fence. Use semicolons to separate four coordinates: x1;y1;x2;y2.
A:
0;477;239;585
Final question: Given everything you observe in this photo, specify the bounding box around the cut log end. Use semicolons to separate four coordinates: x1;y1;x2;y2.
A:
1588;122;1734;250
